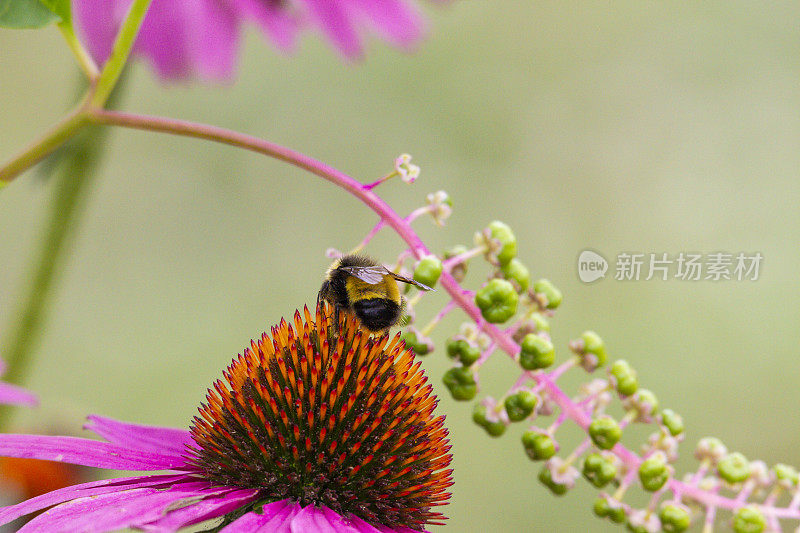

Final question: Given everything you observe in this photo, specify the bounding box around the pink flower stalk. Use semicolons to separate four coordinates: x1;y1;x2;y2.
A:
74;0;428;80
0;360;37;407
0;307;452;532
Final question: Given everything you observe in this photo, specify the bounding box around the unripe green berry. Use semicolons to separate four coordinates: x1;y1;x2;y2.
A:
695;437;727;463
581;330;607;365
500;258;530;292
593;497;610;518
624;388;659;421
659;504;691;532
732;506;765;533
530;312;550;332
413;255;443;288
504;390;538;422
488;220;517;265
519;334;555;370
609;359;639;396
589;415;623;450
773;463;799;489
639;453;670;492
472;404;505;436
537;466;568;496
533;278;562;309
446;338;481;366
401;330;432;356
475;279;519;323
582;453;618;488
442;367;477;401
660;409;684;437
522;430;556;461
718;452;751;484
626;523;648;533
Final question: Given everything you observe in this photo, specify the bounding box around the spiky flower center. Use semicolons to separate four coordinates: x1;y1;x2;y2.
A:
186;305;453;529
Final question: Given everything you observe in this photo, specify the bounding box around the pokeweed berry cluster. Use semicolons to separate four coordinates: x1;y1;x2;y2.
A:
340;154;800;533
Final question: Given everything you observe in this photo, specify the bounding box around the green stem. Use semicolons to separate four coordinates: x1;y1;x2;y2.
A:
90;0;152;107
58;23;100;80
0;152;93;430
0;108;89;185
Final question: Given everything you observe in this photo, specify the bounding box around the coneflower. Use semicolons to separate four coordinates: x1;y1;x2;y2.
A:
0;304;452;532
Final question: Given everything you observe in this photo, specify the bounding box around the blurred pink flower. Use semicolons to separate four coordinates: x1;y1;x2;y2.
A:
0;360;37;407
74;0;428;81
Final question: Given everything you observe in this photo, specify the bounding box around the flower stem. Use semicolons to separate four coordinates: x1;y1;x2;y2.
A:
58;23;100;80
90;0;152;107
0;107;89;185
0;143;94;430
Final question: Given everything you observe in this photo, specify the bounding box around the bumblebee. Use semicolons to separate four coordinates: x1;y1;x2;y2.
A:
319;254;433;333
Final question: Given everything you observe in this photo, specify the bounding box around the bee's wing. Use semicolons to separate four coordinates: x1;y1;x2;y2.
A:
388;272;434;292
339;266;387;285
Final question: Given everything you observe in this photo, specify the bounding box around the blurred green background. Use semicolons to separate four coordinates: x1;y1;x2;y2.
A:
1;2;799;531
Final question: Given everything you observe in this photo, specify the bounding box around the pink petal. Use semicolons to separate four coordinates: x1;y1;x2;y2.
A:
190;0;240;80
297;0;362;58
72;0;130;67
138;488;258;532
0;434;185;470
18;482;231;533
84;415;192;457
221;499;300;532
0;382;38;406
235;0;298;51
0;474;186;526
347;0;426;48
133;0;194;79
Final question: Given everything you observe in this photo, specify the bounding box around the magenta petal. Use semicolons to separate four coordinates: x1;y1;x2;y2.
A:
133;0;194;79
298;0;363;58
235;0;298;51
0;474;186;526
18;483;229;533
72;0;131;67
348;0;426;48
138;488;258;532
221;499;299;532
290;504;360;533
84;415;193;457
0;434;185;470
0;382;38;406
190;0;240;80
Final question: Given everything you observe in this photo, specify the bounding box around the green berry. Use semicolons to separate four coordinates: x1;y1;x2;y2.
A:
537;466;568;496
500;258;530;292
446;338;481;366
530;312;550;332
488;220;517;265
638;453;669;492
442;367;477;401
609;359;639;396
475;279;519;323
413;255;443;288
533;278;562;309
522;430;556;461
732;506;765;533
588;415;622;450
774;464;799;488
472;404;506;436
660;409;684;437
718;452;751;484
580;330;607;367
582;453;617;488
519;334;555;370
592;497;610;518
504;390;538;422
659;504;691;533
401;330;432;356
